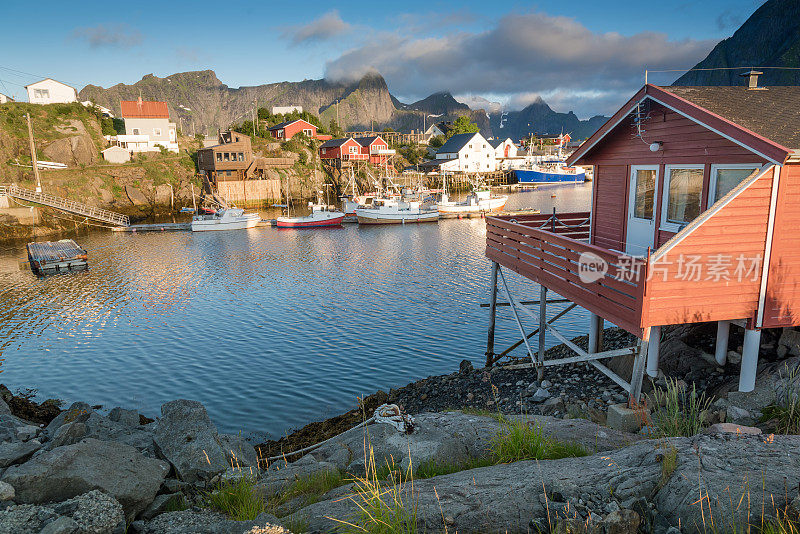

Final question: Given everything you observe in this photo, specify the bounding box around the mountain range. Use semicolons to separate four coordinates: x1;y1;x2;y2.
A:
674;0;800;86
79;71;606;141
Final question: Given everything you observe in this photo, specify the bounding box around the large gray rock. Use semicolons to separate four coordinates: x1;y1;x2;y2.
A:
45;402;93;436
83;413;155;456
219;434;259;470
0;440;41;468
139;510;290;534
0;490;125;534
108;407;140;428
296;433;800;533
153;400;230;483
654;434;800;532
0;413;44;444
308;411;640;474
1;438;169;521
299;439;663;533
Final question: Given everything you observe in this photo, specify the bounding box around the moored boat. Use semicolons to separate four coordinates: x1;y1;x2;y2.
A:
438;188;508;214
356;197;439;224
276;203;345;228
514;161;586;184
191;208;261;231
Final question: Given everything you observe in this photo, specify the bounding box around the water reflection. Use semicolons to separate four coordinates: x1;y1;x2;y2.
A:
0;185;591;438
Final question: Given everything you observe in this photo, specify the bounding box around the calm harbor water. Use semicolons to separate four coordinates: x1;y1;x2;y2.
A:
0;183;591;439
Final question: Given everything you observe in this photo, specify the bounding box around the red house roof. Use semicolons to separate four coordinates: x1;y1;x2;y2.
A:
120;99;170;119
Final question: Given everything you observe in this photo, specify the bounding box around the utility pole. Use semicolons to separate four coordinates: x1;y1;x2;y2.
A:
336;99;339;131
26;113;42;193
253;99;257;137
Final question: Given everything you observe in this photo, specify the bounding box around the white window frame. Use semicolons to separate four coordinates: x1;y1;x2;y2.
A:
708;163;761;206
153;128;162;136
303;129;313;136
660;164;705;232
629;165;659;222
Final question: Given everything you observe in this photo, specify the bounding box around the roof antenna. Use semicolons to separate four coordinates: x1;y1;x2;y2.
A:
740;69;764;90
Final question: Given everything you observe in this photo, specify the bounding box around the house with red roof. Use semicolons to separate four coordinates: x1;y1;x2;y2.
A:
112;97;178;153
268;119;331;141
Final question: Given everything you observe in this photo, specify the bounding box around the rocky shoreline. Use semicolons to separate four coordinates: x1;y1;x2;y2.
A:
0;325;798;533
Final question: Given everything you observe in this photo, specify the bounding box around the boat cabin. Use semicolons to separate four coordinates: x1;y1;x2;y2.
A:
485;73;800;398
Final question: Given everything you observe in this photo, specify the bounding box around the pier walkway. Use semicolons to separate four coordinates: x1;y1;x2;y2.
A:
0;185;130;227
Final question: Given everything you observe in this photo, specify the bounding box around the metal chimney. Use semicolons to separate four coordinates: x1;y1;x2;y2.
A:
740;69;764;90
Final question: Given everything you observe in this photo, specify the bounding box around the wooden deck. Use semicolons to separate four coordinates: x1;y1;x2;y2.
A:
27;239;88;276
485;212;648;337
112;223;191;233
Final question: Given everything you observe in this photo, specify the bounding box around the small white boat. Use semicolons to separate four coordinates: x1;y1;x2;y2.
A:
356;197;439;225
191;208;260;232
438;188;508;215
277;203;345;228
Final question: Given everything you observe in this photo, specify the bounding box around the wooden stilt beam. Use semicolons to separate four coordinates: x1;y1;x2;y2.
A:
629;327;651;404
485;261;499;367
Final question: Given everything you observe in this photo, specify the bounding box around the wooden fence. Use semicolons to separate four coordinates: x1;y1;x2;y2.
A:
485;214;647;336
217;180;282;207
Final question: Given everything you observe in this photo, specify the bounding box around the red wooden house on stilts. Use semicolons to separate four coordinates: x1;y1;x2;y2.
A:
485;72;800;400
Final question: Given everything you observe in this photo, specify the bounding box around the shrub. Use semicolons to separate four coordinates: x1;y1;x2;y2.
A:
648;378;712;437
203;476;264;521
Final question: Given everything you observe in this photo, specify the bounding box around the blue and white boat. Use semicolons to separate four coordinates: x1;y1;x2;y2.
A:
514;161;586;184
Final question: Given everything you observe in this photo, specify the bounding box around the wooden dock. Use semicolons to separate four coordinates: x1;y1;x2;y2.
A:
112;223;191;233
27;239;88;276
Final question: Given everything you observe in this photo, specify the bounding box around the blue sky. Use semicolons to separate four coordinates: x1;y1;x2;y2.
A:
0;0;764;117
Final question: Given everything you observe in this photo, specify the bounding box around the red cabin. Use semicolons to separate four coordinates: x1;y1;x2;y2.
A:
268;119;319;141
485;73;800;399
319;137;367;161
353;136;391;165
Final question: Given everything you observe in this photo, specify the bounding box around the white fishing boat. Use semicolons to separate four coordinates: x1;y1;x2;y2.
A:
437;179;508;215
356;197;439;225
276;203;345;228
191;208;260;231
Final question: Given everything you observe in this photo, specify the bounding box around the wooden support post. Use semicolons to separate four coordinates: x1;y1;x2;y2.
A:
588;313;603;354
739;327;762;392
646;326;661;377
630;327;650;404
485;261;499;367
715;321;730;366
538;285;547;381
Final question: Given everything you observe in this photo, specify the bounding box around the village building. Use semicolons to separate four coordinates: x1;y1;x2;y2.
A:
423;121;452;143
25;79;78;105
489;138;518;159
115;98;179;153
197;130;259;182
272;105;302;115
319;137;368;161
434;132;496;173
484;72;800;401
0;93;13;104
352;136;393;165
81;101;114;117
268;119;318;141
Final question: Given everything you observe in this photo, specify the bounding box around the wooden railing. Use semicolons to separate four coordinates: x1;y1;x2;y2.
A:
0;185;130;227
486;214;647;336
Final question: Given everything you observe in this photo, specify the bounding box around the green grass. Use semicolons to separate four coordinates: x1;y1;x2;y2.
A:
648;378;712;437
414;456;495;479
761;364;800;435
658;443;678;489
334;446;418;534
269;469;346;511
283;514;310;533
163;494;189;513
489;417;588;463
203;476;265;521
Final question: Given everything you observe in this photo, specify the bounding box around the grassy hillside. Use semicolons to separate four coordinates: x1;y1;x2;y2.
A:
0;101;200;219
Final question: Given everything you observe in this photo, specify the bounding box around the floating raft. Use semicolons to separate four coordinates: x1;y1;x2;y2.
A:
439;208;541;220
26;239;88;276
112;223;191;233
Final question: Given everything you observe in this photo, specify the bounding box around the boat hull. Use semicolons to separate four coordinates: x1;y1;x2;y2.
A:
515;169;586;184
438;196;507;214
356;210;439;224
191;216;260;232
276;214;345;228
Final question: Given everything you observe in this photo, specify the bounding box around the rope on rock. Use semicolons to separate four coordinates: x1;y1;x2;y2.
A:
265;404;414;463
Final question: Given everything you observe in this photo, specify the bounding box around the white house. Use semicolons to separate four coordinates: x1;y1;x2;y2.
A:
272;105;302;115
489;138;518;159
25;79;78;105
0;93;13;104
81;101;114;117
434;132;496;172
114;98;178;153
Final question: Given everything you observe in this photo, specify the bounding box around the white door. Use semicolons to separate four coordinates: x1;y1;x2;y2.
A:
626;166;658;256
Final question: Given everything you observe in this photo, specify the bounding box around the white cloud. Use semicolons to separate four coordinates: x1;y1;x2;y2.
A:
325;11;716;116
284;11;352;46
72;24;142;49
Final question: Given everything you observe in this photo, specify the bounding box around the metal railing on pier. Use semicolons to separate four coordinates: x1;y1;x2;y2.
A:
0;185;130;227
